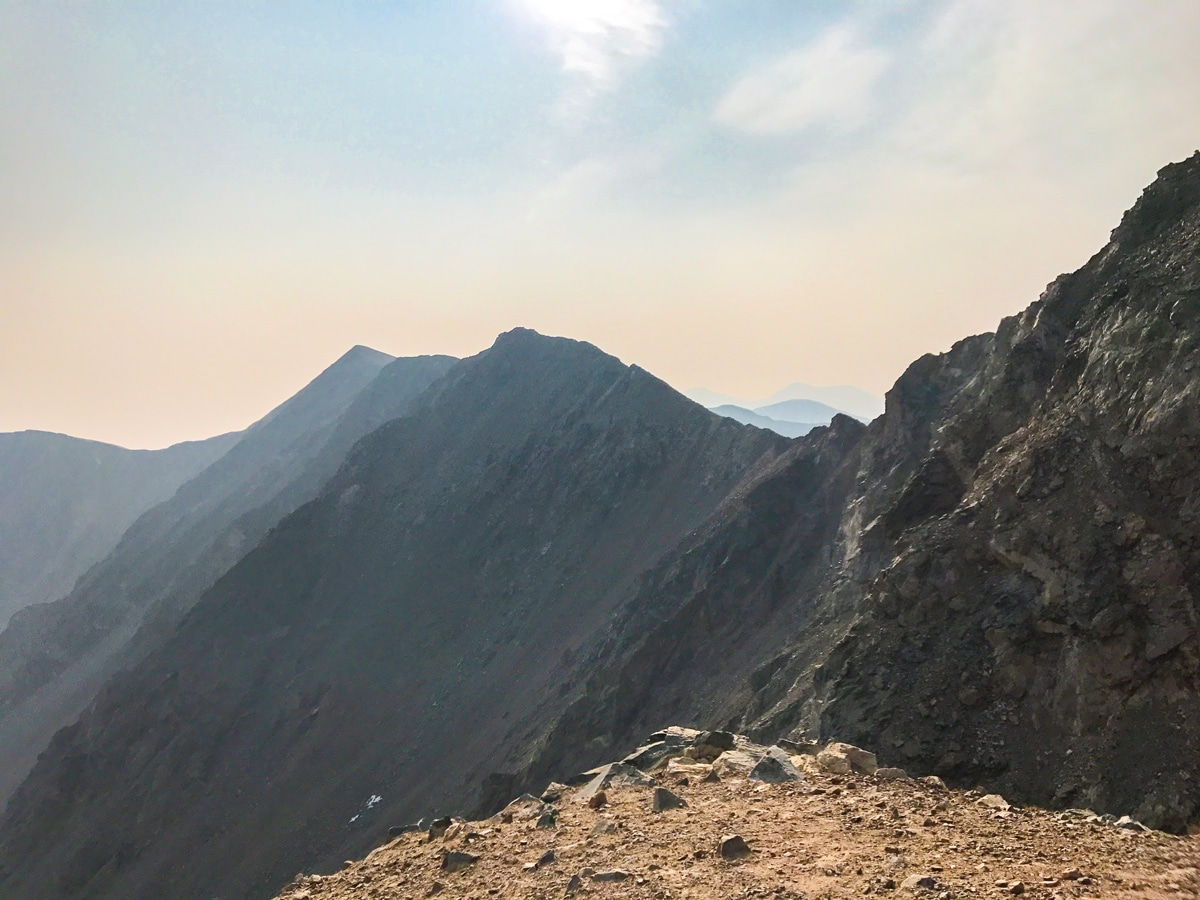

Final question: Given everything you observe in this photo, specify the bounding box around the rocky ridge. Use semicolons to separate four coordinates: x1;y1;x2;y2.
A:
274;727;1200;900
0;331;785;900
493;152;1200;833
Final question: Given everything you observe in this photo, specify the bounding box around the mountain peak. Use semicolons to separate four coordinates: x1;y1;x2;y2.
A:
336;344;395;367
1110;149;1200;248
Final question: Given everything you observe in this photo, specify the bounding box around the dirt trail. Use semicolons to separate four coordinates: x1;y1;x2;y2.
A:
275;764;1200;900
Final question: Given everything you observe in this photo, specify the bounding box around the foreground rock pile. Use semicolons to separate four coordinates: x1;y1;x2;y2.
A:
275;729;1200;900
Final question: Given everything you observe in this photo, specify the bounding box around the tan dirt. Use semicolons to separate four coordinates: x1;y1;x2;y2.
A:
274;768;1200;900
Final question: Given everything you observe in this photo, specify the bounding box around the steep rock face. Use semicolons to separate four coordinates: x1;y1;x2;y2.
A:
813;152;1200;831
0;430;238;628
0;347;455;804
499;153;1200;832
0;330;784;900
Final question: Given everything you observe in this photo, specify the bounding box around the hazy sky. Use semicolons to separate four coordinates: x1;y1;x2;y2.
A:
3;1;1199;448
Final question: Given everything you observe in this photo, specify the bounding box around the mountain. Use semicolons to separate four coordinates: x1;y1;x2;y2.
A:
0;346;456;805
754;398;849;424
5;153;1200;899
684;385;885;422
497;151;1200;834
759;383;884;421
709;404;820;438
0;329;784;900
0;430;238;629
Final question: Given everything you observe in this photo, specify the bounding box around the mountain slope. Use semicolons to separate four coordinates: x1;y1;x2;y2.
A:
0;330;784;900
0;346;457;805
490;152;1200;833
709;404;819;438
755;398;853;424
0;430;238;629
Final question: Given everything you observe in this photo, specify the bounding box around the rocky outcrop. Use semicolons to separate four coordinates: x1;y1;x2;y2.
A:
493;152;1200;833
269;726;1195;900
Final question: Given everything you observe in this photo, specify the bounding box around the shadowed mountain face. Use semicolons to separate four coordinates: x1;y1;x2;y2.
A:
0;329;784;900
501;152;1200;833
0;346;456;805
0;430;239;629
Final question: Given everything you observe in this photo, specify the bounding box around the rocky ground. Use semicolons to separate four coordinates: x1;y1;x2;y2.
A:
274;729;1200;900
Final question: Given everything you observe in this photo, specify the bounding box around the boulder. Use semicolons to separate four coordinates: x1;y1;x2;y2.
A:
748;747;805;783
427;817;453;840
818;742;878;775
712;750;760;779
592;871;631;882
500;794;547;820
978;794;1011;811
576;763;654;802
652;787;687;811
900;874;937;890
665;758;712;779
718;834;752;859
441;851;479;873
875;767;909;781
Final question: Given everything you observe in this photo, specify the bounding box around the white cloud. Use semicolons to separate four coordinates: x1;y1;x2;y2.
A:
713;27;890;136
519;0;669;89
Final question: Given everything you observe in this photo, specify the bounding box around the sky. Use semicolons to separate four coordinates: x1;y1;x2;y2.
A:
2;0;1199;448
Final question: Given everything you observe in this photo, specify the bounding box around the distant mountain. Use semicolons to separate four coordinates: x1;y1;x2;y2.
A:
0;329;784;900
753;398;847;424
0;430;238;629
0;346;455;805
759;383;884;421
684;384;883;423
709;404;819;438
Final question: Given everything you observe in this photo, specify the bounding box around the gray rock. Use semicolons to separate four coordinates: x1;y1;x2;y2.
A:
1115;815;1146;831
565;874;583;894
875;767;909;781
749;746;805;783
623;740;685;771
441;850;479;872
589;819;618;836
537;809;557;828
541;782;569;803
427;816;452;840
778;738;820;755
577;763;653;802
900;874;937;890
718;834;751;859
523;848;556;871
652;787;687;811
592;870;631;882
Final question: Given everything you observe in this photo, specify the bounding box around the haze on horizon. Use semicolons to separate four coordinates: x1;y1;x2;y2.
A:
3;0;1199;449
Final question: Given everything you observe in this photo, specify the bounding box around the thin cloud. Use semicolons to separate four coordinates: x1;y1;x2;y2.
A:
519;0;669;90
713;27;890;136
